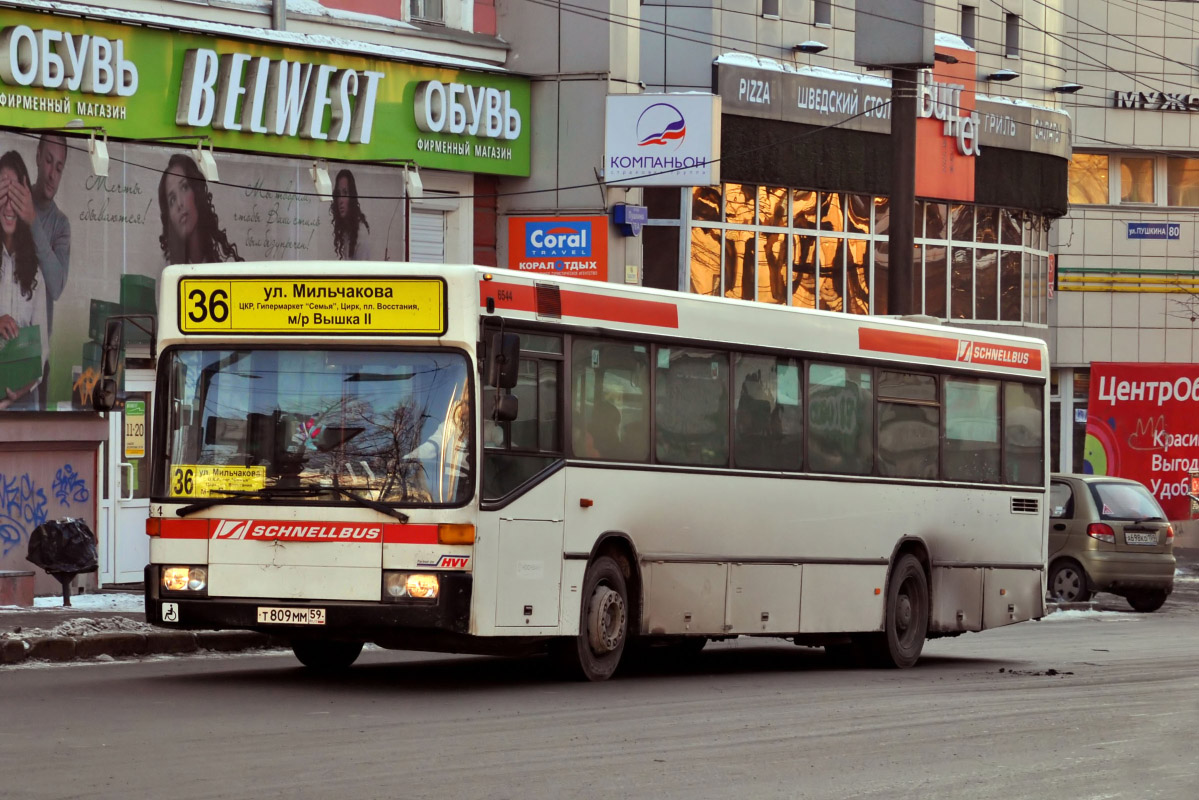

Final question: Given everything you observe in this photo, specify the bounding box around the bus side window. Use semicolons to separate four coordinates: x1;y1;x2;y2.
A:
944;377;1001;483
570;339;649;462
655;347;729;467
877;371;939;480
734;353;801;471
807;362;873;475
1003;381;1044;485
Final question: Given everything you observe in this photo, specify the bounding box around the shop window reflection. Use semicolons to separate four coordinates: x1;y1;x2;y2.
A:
847;194;871;235
951;204;974;241
1068;153;1109;205
759;186;788;227
725;183;756;224
1001;209;1022;245
692;186;721;222
874;241;889;315
690;227;721;295
951;247;973;319
975;250;998;320
1000;251;1021;321
846;237;869;314
819;236;844;311
1120;157;1155;204
793;190;817;229
1022;252;1032;322
976;207;998;244
820;193;845;232
925;202;948;239
724;229;755;301
924;245;947;317
759;229;788;304
792;234;817;309
874;197;890;236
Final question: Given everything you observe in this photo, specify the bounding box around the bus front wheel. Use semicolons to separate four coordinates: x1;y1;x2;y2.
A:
864;554;928;669
292;640;364;671
560;556;628;681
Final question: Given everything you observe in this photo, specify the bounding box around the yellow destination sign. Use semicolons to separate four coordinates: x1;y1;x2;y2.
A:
171;465;267;498
179;278;445;334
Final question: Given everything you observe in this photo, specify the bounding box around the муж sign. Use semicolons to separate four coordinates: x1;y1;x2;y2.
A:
0;8;531;175
603;94;721;187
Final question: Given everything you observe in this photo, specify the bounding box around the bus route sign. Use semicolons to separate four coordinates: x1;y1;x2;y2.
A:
178;278;446;335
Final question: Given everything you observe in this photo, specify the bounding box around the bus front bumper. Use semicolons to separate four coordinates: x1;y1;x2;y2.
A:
145;566;472;639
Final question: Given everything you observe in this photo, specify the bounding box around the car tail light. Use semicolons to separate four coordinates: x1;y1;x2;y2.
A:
1087;523;1116;543
1166;524;1175;542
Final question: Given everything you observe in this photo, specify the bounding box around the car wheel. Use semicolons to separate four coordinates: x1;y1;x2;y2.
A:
1048;560;1093;603
292;640;364;671
1126;590;1168;613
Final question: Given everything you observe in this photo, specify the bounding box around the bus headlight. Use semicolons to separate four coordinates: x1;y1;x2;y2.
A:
162;566;208;594
383;572;439;601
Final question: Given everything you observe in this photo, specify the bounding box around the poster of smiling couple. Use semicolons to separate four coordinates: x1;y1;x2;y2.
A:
0;131;411;412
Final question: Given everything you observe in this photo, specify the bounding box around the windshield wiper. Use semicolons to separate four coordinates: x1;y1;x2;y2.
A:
318;484;410;523
176;486;323;517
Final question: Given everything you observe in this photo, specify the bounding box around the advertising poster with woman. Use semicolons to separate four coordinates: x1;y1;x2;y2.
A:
0;131;411;413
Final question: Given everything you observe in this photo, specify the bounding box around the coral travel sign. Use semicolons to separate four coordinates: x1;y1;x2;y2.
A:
0;8;530;175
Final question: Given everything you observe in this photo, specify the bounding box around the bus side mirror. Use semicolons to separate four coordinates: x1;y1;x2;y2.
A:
93;318;124;411
491;393;518;423
485;333;520;389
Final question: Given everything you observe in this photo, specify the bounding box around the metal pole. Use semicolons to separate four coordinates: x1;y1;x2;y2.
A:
888;67;918;317
272;0;287;31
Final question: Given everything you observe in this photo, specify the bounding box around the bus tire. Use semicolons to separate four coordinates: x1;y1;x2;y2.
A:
559;556;628;681
291;640;363;671
865;554;928;669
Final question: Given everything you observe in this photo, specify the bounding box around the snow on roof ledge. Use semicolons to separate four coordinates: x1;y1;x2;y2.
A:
5;0;505;72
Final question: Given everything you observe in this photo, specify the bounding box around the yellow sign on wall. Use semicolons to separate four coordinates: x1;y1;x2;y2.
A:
178;278;445;335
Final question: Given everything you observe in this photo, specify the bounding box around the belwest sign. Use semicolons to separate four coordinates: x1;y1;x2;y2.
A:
0;8;531;175
507;216;609;281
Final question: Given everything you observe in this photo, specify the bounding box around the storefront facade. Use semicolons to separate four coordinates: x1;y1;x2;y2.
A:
0;1;531;588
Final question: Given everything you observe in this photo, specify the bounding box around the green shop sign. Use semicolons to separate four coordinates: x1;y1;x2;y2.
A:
0;8;531;175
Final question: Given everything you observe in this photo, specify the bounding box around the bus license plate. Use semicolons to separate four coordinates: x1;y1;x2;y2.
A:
1125;531;1158;545
257;606;326;625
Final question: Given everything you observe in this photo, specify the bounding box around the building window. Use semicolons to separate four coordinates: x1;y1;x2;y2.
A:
961;5;977;48
681;184;1050;324
1167;157;1199;206
1005;13;1020;57
1068;153;1109;205
762;0;779;18
814;0;832;26
410;0;444;23
1120;157;1156;204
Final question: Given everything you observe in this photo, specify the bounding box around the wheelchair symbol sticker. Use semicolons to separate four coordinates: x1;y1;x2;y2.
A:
162;602;180;622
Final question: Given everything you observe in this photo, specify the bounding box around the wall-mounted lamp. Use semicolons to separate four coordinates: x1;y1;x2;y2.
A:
194;141;219;182
1052;83;1084;94
793;40;828;55
403;163;423;199
934;52;960;65
88;133;109;178
310;161;332;201
986;69;1020;82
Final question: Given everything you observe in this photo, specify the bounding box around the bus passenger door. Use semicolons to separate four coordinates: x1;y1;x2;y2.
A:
494;471;565;628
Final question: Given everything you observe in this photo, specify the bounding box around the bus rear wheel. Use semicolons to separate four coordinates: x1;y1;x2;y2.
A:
864;554;928;669
559;556;628;681
292;640;364;671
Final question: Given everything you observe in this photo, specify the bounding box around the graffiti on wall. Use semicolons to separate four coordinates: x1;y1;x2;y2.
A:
53;465;91;507
0;473;49;558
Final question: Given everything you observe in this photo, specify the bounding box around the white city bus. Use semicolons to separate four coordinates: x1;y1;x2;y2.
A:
141;262;1048;680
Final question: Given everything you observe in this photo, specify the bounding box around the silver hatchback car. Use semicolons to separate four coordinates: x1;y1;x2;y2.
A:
1048;474;1176;611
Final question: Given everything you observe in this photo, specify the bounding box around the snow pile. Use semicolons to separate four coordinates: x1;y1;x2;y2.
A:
2;616;155;642
0;593;145;614
1040;608;1137;622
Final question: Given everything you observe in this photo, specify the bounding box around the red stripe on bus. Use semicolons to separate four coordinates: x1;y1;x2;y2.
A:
157;519;211;539
859;328;958;361
382;524;439;544
480;282;679;328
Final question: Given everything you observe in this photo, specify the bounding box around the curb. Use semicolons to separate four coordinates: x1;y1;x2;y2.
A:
0;630;287;666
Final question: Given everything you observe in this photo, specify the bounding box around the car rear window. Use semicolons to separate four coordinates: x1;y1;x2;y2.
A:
1089;482;1166;521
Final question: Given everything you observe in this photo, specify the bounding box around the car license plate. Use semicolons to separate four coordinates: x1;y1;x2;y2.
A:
256;606;326;625
1125;531;1158;546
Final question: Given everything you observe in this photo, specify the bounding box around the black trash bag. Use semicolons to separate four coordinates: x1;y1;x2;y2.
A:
26;518;99;575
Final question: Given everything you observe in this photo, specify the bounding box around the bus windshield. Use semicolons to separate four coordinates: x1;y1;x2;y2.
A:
160;348;472;506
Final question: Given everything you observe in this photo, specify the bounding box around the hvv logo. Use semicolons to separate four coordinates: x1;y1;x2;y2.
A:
526;222;593;258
